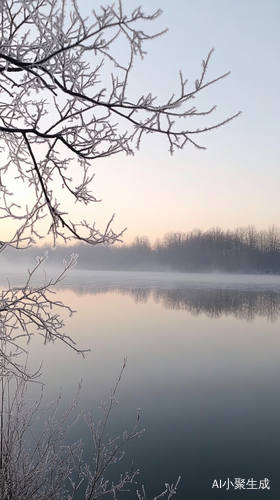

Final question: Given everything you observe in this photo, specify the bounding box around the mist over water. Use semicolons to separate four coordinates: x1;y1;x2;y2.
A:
4;225;280;274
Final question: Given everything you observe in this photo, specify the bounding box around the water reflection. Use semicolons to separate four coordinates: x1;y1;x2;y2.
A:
62;282;280;322
1;269;280;322
152;288;280;322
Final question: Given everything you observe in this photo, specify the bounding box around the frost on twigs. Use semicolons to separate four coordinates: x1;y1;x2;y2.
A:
0;0;240;248
0;251;87;379
137;477;181;500
0;373;83;499
0;358;178;500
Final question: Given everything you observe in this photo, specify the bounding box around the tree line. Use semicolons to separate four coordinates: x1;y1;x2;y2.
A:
151;225;280;273
4;225;280;274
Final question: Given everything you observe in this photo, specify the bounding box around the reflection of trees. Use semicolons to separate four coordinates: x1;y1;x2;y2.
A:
61;282;280;322
152;288;280;322
69;285;152;303
115;288;151;304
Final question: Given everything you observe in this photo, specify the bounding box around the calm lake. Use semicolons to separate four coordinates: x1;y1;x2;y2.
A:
2;270;280;499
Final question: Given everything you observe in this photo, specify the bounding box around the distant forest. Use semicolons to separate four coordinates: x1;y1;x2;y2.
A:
3;225;280;274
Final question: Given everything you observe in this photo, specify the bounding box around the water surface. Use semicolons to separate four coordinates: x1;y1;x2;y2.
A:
1;271;279;499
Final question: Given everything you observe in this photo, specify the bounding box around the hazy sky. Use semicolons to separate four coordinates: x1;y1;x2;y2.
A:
74;0;280;245
2;0;280;246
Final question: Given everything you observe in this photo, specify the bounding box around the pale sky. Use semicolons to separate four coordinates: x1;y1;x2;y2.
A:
75;0;280;245
2;0;280;246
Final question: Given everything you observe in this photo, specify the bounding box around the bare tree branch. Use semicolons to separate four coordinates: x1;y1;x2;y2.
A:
0;0;240;247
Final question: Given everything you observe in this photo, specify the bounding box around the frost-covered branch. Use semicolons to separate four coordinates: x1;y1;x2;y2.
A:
0;251;88;378
0;0;240;247
0;360;177;500
0;374;82;499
